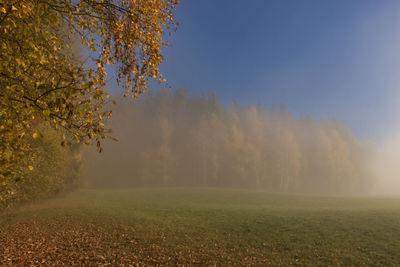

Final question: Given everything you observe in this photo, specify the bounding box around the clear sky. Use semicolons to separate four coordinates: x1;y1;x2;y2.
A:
154;0;400;142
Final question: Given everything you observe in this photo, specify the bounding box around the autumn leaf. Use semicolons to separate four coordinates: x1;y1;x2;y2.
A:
32;131;39;139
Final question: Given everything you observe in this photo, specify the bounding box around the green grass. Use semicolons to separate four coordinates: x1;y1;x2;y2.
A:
1;188;400;265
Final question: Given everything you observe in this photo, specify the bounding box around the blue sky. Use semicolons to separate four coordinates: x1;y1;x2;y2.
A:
153;0;400;142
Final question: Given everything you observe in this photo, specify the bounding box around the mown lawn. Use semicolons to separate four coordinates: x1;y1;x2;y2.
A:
1;188;400;266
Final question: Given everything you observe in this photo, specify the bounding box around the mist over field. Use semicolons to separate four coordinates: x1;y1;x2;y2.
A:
5;1;400;266
371;133;400;195
82;89;376;195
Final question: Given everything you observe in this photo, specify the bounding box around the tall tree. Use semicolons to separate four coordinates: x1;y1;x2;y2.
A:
0;0;178;175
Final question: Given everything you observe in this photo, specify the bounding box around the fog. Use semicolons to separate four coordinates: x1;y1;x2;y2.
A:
370;131;400;195
79;88;379;195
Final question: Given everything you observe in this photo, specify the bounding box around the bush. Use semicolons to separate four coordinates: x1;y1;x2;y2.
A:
0;123;81;210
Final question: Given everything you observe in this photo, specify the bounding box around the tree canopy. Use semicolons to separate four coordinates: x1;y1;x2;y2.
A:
0;0;178;175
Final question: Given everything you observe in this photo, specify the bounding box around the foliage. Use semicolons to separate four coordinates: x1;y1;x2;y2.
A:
0;123;81;210
0;0;178;180
85;89;374;194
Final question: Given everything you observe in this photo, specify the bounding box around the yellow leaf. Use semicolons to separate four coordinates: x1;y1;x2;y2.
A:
32;131;39;139
28;166;34;171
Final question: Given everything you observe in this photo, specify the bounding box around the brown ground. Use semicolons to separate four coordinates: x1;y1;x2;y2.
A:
0;211;209;266
0;219;144;266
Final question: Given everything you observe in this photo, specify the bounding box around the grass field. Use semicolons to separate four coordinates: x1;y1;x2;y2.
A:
1;188;400;266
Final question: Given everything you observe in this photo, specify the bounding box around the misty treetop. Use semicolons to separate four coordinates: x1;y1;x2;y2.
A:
84;89;374;194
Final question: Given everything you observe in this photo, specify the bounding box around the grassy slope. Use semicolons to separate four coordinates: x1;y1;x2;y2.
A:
1;188;400;266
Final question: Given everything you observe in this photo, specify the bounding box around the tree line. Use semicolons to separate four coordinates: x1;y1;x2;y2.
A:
84;89;374;194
